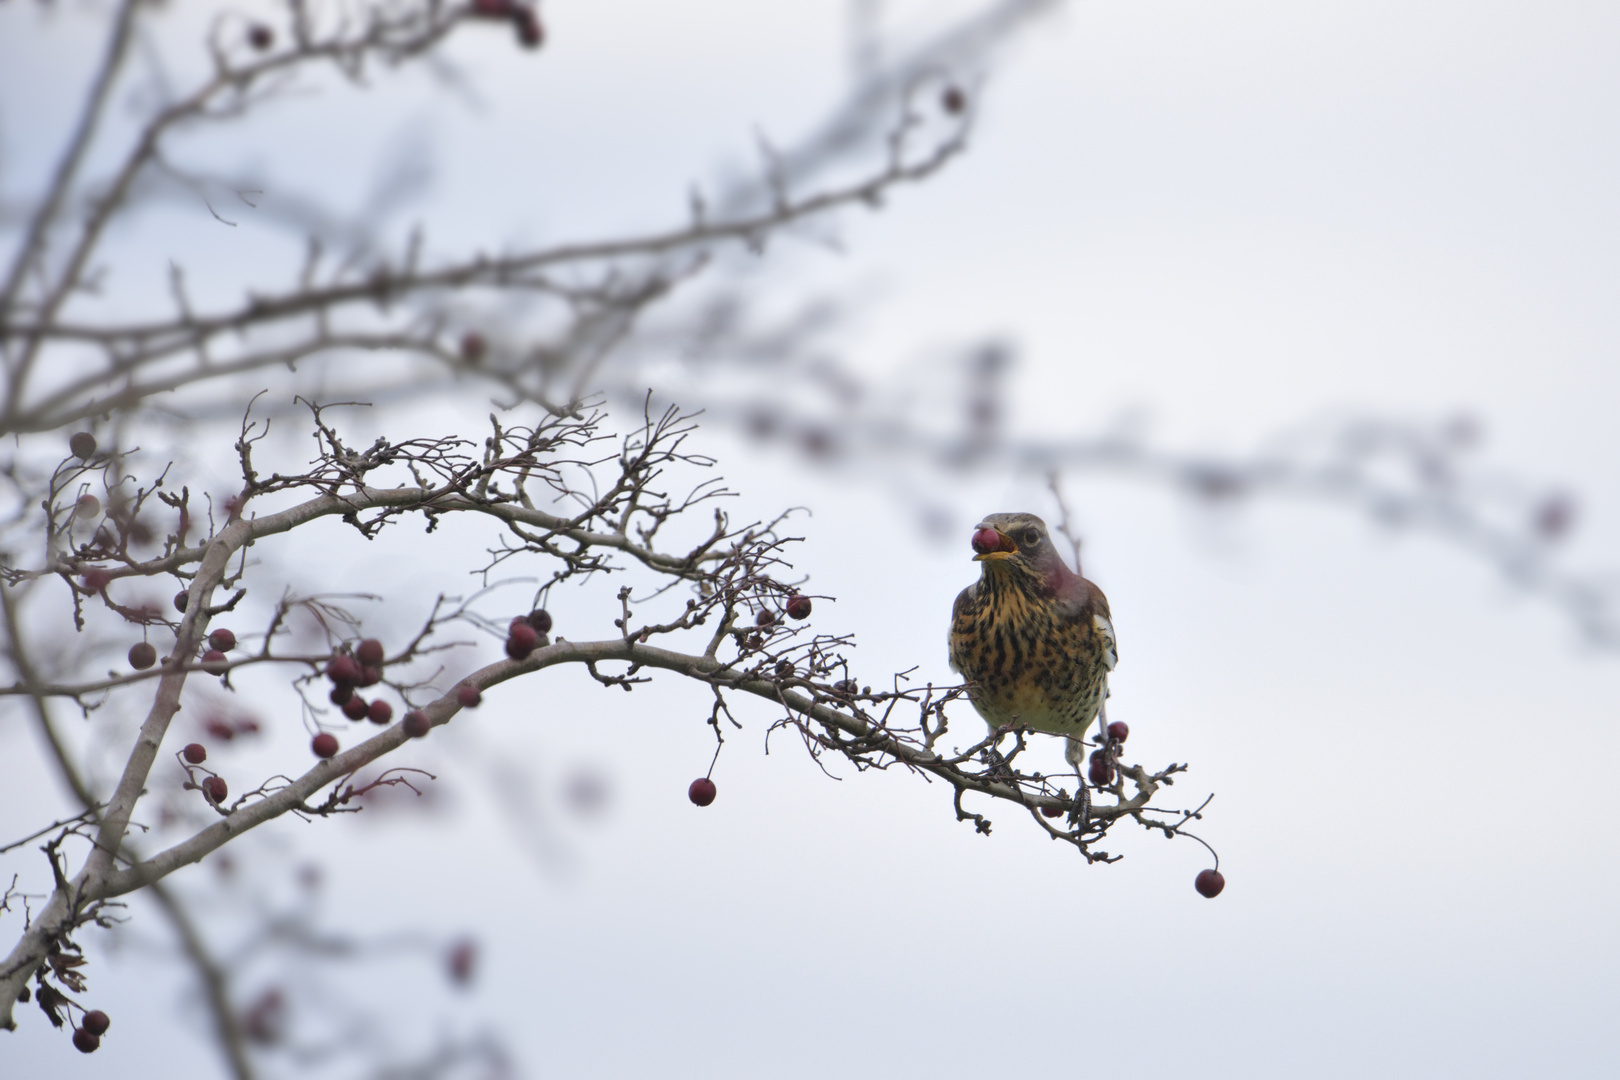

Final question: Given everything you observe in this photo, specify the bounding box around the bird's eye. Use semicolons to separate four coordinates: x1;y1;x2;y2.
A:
1022;528;1041;546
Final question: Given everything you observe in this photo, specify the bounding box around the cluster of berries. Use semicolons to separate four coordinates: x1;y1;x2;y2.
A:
505;608;552;659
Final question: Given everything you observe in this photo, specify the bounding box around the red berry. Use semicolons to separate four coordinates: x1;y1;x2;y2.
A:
183;743;207;764
1087;751;1113;787
971;527;1002;554
327;655;361;684
174;590;189;613
76;494;101;518
456;684;482;708
69;432;98;460
506;622;538;659
447;939;477;985
208;628;236;651
247;23;273;50
356;638;385;666
1195;869;1226;898
72;1027;100;1053
1040;804;1064;818
784;594;812;620
367;699;393;725
514;8;543;47
128;642;157;670
81;568;111;592
1107;720;1129;743
942;86;966;114
341;696;369;721
358;665;382;687
329;684;353;706
201;649;228;673
460;330;487;363
203;776;228;803
755;609;777;627
205;718;235;741
81;1010;110;1036
525;608;553;634
403;710;431;738
688;777;717;806
311;733;339;758
471;0;510;17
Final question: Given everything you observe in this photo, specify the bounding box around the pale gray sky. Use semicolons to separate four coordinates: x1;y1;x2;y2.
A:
2;2;1617;1077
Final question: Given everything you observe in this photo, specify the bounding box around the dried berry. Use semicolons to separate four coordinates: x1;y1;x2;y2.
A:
755;609;777;627
784;594;812;620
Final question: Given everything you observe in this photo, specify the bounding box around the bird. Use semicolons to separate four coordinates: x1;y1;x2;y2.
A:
948;512;1117;768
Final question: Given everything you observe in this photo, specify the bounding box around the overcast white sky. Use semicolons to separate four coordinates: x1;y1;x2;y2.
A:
2;2;1618;1078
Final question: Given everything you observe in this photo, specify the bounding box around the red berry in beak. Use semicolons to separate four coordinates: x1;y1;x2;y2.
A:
971;528;1001;554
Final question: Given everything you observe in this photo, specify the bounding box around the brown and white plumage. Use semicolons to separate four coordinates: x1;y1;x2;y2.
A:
948;512;1117;766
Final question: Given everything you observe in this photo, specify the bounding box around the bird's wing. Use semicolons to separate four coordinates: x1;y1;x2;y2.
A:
1057;576;1118;670
947;583;976;674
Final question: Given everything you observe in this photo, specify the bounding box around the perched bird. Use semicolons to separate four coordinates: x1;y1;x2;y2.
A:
948;512;1117;767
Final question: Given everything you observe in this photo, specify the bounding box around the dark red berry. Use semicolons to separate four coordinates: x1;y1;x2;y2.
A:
971;527;1001;554
81;568;111;592
247;23;273;50
688;777;717;806
506;622;538;659
1087;751;1113;787
1195;869;1225;898
69;432;98;460
205;718;235;741
447;939;477;985
942;86;966;114
203;776;228;803
329;684;354;706
403;710;431;738
72;1027;100;1053
367;699;393;725
358;665;381;687
456;684;481;708
76;494;101;518
183;743;207;764
1041;804;1064;818
514;8;543;47
460;330;487;363
128;642;157;670
201;649;228;673
208;628;236;651
356;638;385;666
327;654;361;685
341;696;369;721
755;609;777;627
174;590;189;613
1107;720;1129;743
311;733;339;758
525;608;552;634
784;594;812;620
81;1010;110;1036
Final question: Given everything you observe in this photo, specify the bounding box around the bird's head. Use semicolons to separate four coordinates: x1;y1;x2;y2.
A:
969;512;1068;579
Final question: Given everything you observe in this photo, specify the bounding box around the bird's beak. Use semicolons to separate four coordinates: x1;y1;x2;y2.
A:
972;526;1018;562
